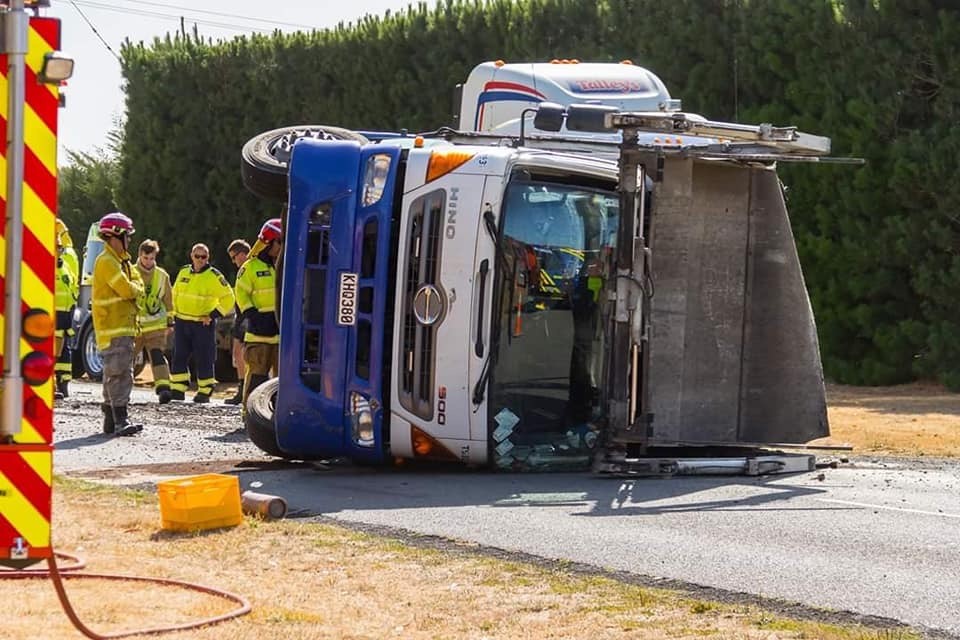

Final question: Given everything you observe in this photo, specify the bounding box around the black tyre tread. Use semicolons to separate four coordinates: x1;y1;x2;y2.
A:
240;125;369;200
244;377;285;458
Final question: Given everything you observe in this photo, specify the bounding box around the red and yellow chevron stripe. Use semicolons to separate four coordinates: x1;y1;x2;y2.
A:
0;15;61;566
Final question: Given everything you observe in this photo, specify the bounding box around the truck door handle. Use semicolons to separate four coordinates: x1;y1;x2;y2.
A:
475;259;489;357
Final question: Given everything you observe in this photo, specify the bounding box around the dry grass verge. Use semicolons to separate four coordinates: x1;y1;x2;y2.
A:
1;478;920;640
813;383;960;458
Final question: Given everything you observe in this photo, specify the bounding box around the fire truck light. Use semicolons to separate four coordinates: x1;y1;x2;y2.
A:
21;351;55;386
22;309;53;343
24;395;44;421
38;52;74;84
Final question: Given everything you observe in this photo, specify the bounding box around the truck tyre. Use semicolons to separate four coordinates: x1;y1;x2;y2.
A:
79;321;103;382
244;377;285;458
241;125;369;200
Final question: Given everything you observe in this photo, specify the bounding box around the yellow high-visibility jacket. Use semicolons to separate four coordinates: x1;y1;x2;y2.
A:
172;264;235;322
55;246;79;312
91;243;144;350
235;253;278;344
136;264;173;333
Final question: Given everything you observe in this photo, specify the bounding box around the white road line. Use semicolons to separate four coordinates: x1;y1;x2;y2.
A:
815;498;960;519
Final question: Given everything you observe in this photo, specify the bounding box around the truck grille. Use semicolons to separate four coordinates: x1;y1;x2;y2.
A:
398;189;445;419
301;223;330;391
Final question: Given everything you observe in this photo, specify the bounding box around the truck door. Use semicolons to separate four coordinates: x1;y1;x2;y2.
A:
467;176;504;447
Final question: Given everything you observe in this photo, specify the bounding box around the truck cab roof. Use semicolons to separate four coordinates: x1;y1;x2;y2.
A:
458;60;674;133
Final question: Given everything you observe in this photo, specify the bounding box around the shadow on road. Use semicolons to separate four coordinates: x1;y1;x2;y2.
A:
55;432;111;450
231;463;831;519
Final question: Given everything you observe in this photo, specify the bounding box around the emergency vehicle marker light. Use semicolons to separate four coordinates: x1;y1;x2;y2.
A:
413;136;424;148
425;150;475;183
22;352;55;387
494;60;505;67
22;309;54;344
24;395;44;421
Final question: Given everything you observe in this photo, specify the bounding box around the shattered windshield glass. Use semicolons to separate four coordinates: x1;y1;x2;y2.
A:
489;178;618;470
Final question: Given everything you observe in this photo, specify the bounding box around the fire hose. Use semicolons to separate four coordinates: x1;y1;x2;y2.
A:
1;550;251;638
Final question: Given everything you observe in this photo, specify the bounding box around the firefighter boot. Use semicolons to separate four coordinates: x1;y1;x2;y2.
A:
223;381;243;406
101;404;116;435
57;377;70;399
156;387;172;404
112;405;143;437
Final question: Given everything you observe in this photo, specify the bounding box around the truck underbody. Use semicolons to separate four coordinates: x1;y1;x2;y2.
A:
241;102;852;477
595;153;830;476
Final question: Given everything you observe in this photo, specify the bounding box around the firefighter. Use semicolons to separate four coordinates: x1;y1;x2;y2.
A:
135;239;174;404
170;243;235;403
53;218;79;400
224;238;250;406
235;218;281;408
91;212;145;436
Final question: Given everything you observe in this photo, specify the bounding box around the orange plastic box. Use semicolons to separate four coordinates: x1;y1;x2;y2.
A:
157;474;243;532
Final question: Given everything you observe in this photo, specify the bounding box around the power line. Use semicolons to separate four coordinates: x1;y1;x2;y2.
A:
67;0;122;62
72;0;279;35
112;0;321;31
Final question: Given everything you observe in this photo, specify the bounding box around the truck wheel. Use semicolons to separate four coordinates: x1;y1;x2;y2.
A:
79;321;103;382
244;377;286;458
241;125;369;200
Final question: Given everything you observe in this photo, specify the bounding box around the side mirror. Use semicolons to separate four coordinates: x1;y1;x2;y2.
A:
566;104;619;133
533;102;566;132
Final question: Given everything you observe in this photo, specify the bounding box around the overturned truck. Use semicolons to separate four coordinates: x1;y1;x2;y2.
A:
240;62;849;476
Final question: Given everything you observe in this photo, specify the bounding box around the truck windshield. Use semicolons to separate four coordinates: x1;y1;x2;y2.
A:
488;179;618;469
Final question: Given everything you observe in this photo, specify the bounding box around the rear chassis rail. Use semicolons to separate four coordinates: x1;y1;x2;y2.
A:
593;448;819;477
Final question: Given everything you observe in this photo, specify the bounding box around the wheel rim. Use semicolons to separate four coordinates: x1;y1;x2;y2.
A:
267;128;339;164
84;331;103;376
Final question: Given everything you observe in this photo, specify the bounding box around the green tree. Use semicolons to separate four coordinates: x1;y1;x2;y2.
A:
57;129;122;249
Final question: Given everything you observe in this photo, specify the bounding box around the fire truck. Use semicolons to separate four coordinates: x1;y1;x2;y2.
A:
0;0;73;568
239;61;848;475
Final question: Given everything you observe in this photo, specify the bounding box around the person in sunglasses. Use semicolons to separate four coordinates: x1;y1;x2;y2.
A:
169;243;235;403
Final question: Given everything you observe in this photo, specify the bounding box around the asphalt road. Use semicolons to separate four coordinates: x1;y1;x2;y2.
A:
54;381;960;637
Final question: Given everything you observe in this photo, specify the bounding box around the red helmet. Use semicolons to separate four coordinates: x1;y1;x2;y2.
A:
258;218;282;243
98;212;135;238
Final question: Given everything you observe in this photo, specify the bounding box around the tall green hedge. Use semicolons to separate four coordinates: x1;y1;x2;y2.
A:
111;0;960;387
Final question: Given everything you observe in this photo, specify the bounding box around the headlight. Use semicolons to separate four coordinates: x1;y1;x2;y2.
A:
349;391;376;447
361;154;392;206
